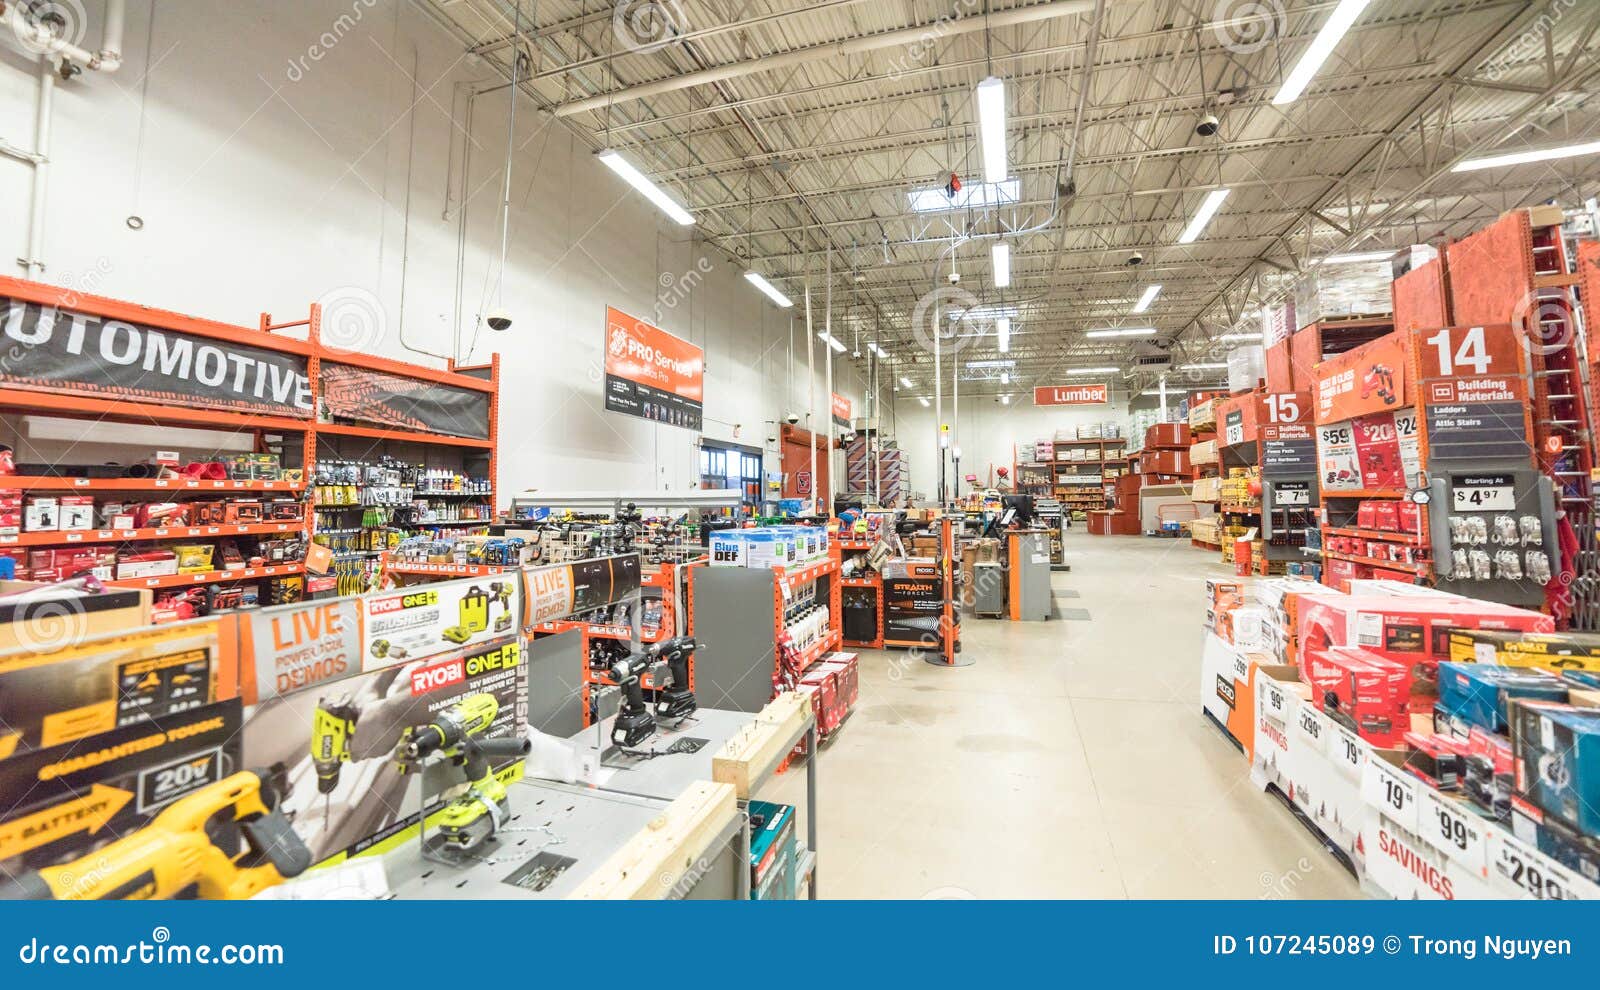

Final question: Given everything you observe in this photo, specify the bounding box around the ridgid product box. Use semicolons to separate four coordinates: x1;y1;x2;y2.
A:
1510;699;1600;836
1436;661;1567;734
1447;629;1600;673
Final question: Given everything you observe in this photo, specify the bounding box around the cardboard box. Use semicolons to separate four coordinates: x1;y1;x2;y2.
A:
1303;645;1410;747
748;800;797;900
1144;422;1192;449
0;580;152;654
1436;661;1567;734
1298;593;1553;701
1448;629;1600;673
57;495;95;531
1510;699;1600;836
1190;439;1219;465
116;550;179;580
23;497;58;531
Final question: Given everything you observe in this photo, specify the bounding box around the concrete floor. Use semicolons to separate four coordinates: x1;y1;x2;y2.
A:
765;531;1363;899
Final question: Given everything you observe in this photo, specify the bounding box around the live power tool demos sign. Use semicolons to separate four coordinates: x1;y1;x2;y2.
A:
0;296;314;416
604;306;705;431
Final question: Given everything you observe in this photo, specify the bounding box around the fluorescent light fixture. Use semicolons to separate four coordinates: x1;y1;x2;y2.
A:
907;178;1020;213
1320;250;1393;264
1001;371;1010;384
597;150;694;225
992;242;1011;288
976;76;1008;183
818;332;846;354
1212;332;1261;343
899;376;913;389
1065;366;1120;375
743;271;793;307
918;396;931;407
1001;394;1010;404
1181;362;1228;370
1272;0;1372;105
1132;285;1162;313
1452;140;1600;173
1177;189;1230;244
996;317;1011;353
1084;327;1159;339
948;303;1020;322
965;359;1015;369
867;341;888;358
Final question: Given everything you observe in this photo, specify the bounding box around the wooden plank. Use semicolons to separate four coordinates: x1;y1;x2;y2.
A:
569;781;737;900
712;692;813;798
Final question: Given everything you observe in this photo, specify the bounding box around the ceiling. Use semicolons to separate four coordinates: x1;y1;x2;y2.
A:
423;0;1600;399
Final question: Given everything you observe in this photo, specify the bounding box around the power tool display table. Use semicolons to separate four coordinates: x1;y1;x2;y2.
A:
566;701;820;899
381;778;743;899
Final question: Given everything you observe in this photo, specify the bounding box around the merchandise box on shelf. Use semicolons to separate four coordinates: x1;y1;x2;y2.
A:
1446;629;1600;672
0;698;247;886
0;617;230;758
0;579;151;652
1295;591;1554;703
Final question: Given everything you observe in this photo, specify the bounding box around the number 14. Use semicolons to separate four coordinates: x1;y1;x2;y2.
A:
1426;327;1491;376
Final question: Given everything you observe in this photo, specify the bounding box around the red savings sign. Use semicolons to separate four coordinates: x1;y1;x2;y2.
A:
1033;383;1109;405
830;392;851;425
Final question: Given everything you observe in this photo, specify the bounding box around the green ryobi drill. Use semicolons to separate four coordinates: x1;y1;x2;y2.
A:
394;693;531;853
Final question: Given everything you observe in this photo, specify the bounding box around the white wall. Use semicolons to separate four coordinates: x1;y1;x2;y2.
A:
888;393;1132;499
0;0;875;498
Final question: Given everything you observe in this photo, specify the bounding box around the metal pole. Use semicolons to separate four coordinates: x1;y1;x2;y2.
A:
934;299;943;505
805;276;817;515
824;249;835;516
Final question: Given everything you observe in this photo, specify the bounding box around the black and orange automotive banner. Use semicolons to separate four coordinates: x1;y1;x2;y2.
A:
604;306;704;431
0;296;313;416
320;363;491;439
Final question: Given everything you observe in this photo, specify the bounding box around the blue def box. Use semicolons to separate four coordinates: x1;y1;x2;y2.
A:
747;800;797;900
1436;661;1567;733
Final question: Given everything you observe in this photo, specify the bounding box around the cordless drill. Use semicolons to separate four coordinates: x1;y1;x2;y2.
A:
394;693;531;853
0;771;312;900
651;635;699;722
488;581;515;633
609;637;700;748
311;695;360;829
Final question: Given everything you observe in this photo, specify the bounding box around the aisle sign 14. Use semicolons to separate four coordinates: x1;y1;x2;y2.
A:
1415;325;1521;380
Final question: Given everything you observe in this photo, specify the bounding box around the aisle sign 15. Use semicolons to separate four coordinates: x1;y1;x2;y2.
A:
1264;391;1310;425
1413;324;1521;381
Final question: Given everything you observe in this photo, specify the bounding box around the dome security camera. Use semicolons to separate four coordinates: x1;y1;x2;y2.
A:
1196;114;1220;137
485;308;513;332
785;411;801;425
1126;251;1144;266
947;270;961;285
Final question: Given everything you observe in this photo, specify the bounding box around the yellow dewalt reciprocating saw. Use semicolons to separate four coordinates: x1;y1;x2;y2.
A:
0;770;313;900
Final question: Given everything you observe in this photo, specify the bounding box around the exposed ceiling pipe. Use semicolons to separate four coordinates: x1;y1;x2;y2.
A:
2;0;125;71
551;0;1103;118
